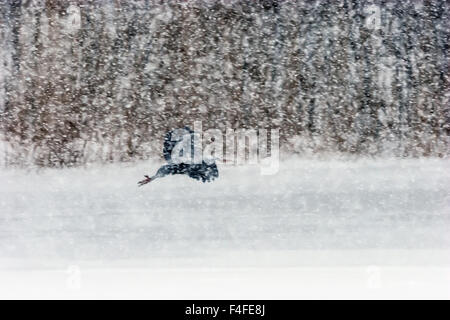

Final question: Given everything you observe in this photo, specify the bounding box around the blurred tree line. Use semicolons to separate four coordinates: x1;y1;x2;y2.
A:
0;0;449;167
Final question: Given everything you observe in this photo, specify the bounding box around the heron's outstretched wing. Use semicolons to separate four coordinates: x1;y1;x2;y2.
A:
163;127;194;164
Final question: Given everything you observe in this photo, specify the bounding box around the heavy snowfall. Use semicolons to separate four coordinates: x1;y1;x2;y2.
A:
0;1;449;298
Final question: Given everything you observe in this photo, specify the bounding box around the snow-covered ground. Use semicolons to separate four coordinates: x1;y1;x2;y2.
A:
0;158;449;298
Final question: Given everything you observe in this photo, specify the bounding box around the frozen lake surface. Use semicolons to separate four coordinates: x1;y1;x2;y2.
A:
1;158;449;298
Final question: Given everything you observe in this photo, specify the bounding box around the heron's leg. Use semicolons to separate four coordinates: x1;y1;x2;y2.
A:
138;165;171;186
139;164;186;186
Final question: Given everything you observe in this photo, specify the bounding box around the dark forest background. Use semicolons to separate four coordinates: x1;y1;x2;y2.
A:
0;0;449;167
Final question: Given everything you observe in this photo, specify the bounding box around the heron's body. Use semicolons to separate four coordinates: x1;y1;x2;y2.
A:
153;161;218;183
